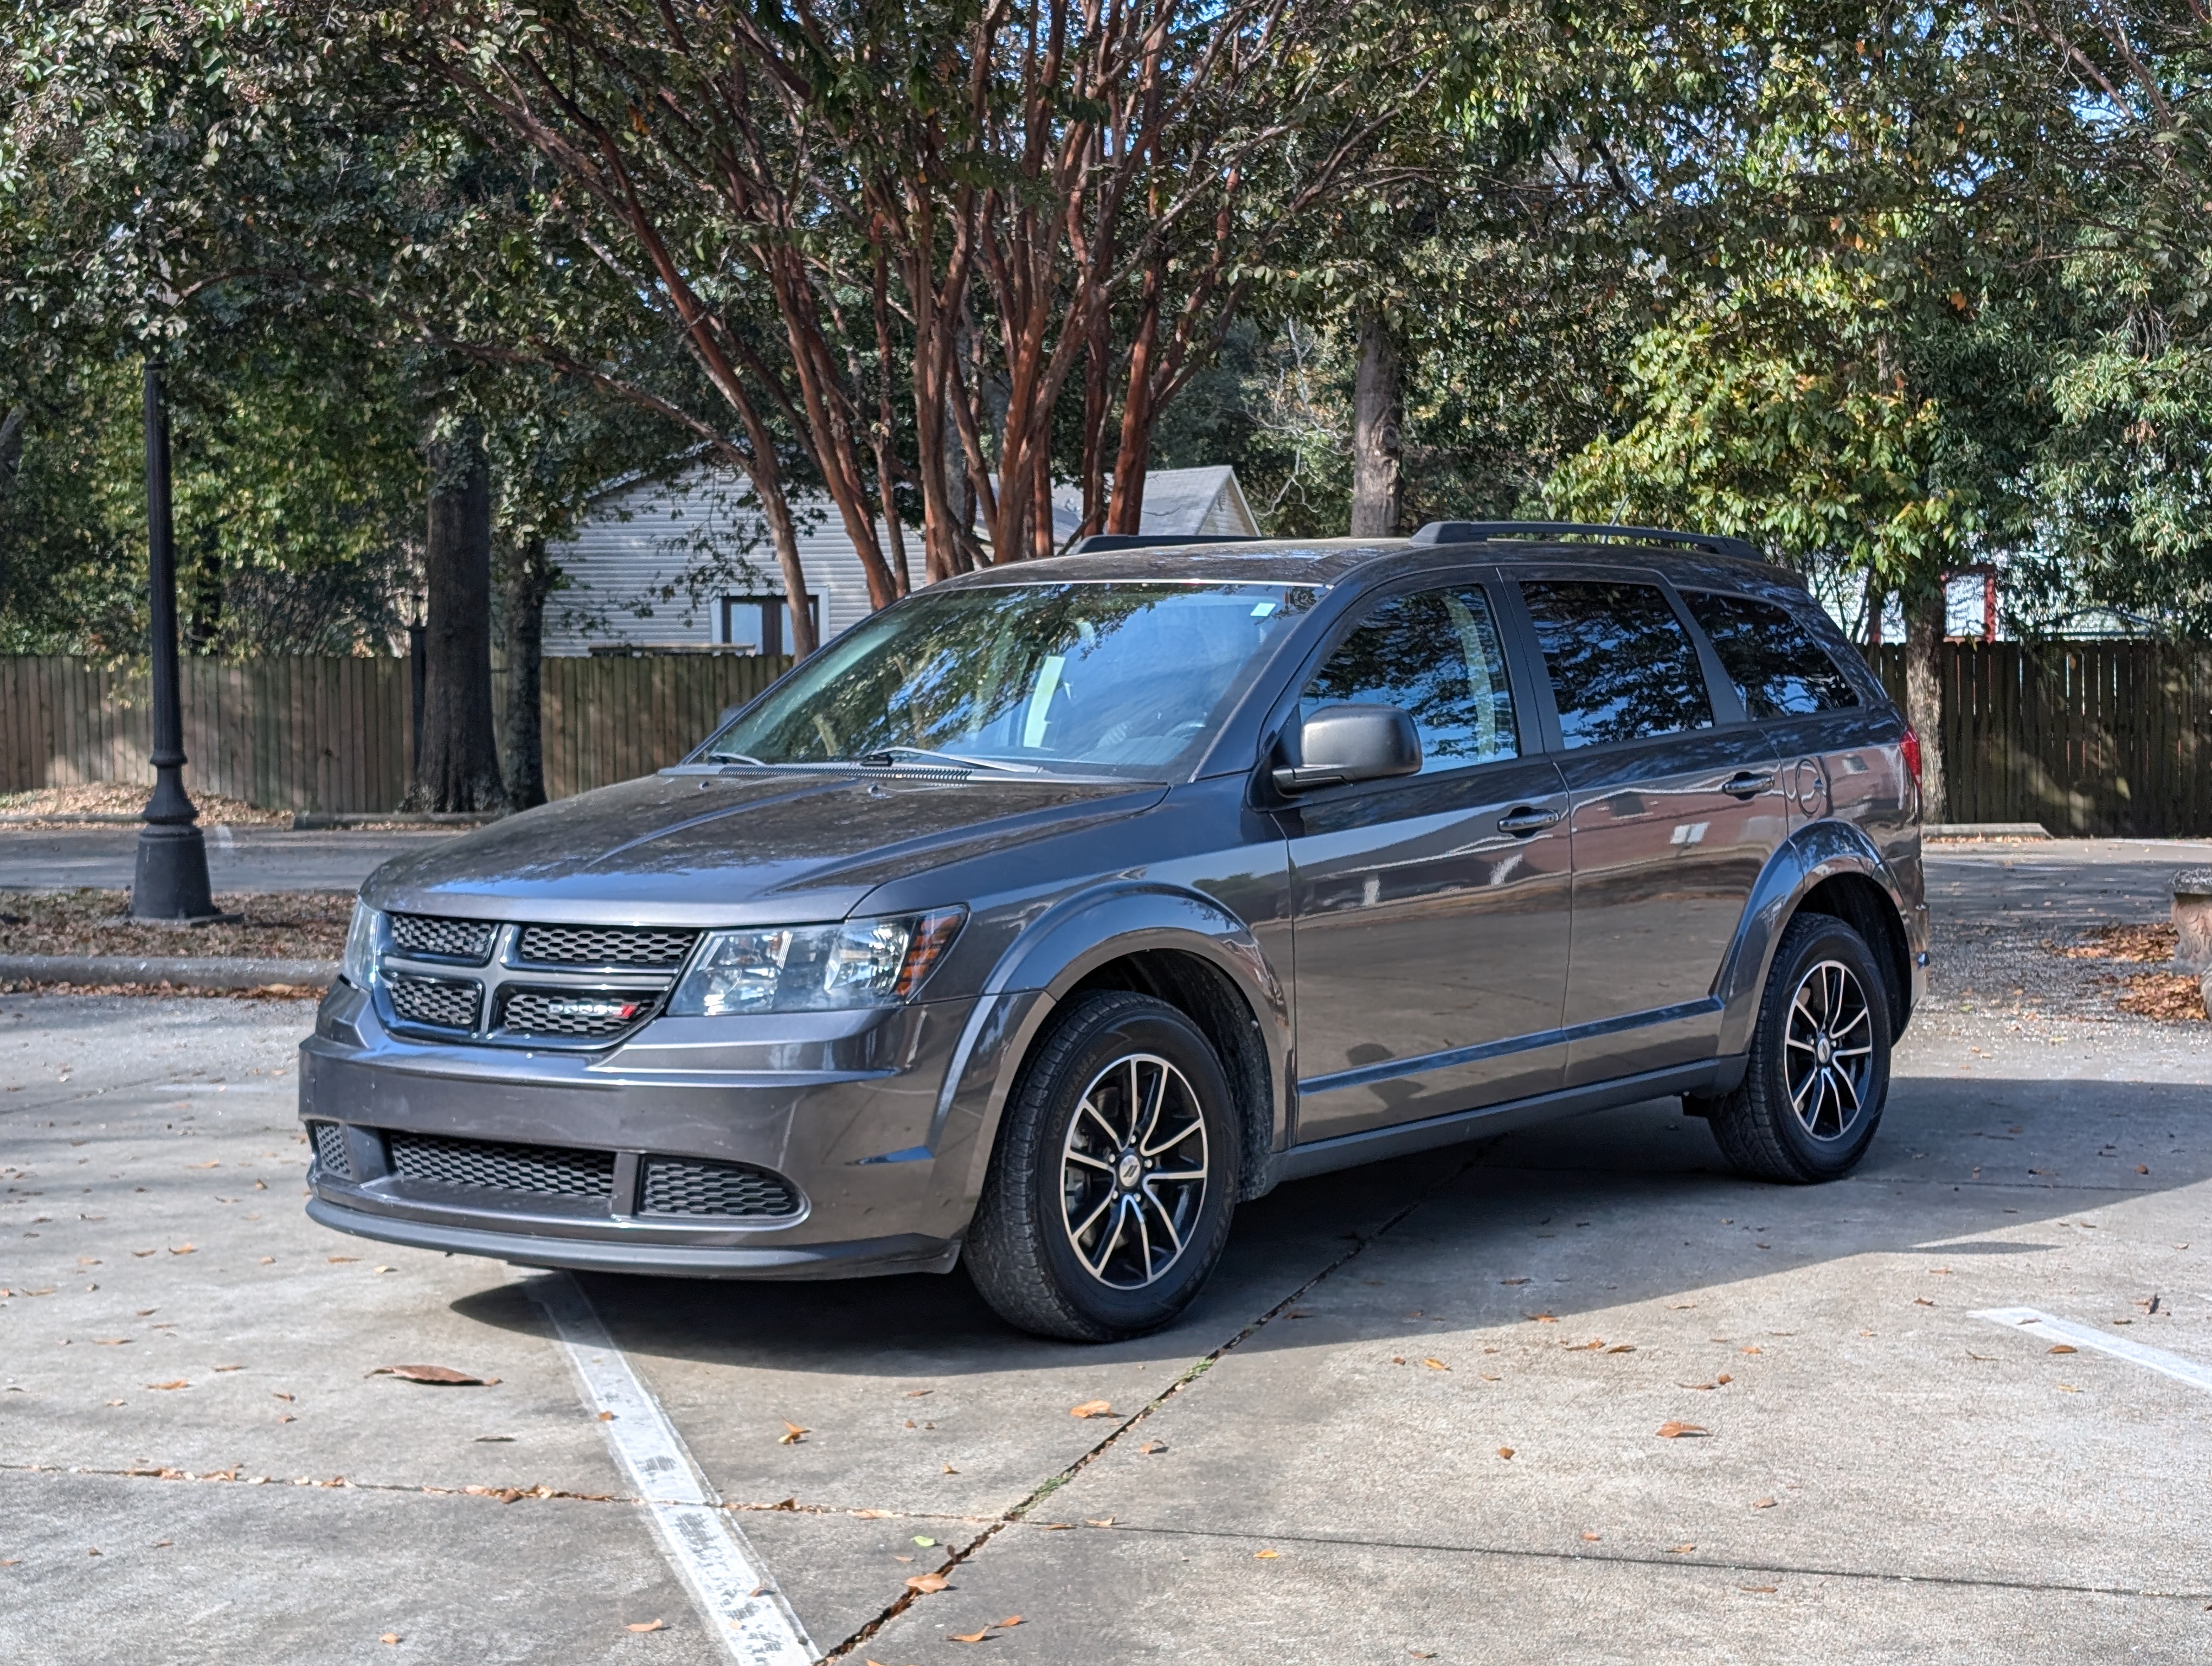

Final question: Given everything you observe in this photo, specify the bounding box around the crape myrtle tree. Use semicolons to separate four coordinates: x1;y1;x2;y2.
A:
336;0;1462;655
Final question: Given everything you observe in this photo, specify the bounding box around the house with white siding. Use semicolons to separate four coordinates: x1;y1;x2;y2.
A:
543;462;1260;656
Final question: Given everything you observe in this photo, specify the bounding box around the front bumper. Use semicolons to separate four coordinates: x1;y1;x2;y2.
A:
299;979;1040;1278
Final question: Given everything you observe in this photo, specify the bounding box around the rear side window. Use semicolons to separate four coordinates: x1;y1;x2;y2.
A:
1301;585;1519;771
1519;580;1714;748
1683;591;1861;719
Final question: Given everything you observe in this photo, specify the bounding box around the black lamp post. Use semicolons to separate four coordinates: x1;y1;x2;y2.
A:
130;356;217;922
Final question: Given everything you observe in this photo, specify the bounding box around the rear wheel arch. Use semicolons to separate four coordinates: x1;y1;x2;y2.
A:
1789;872;1912;1034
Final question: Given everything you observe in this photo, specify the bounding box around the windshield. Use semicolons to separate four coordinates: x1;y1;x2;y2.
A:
700;581;1321;778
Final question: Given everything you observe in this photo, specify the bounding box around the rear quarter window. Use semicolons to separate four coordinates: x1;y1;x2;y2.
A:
1683;591;1861;719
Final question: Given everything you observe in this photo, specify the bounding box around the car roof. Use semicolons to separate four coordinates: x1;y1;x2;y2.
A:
939;528;1810;601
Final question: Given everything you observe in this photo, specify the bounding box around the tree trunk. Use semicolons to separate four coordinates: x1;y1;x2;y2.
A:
1349;308;1401;537
410;419;506;812
1903;578;1946;823
500;534;555;810
0;406;22;606
1105;268;1163;536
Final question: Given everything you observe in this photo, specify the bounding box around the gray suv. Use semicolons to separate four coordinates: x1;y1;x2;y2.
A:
301;522;1925;1341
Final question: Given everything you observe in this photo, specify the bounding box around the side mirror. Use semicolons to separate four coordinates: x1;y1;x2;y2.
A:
1272;703;1422;794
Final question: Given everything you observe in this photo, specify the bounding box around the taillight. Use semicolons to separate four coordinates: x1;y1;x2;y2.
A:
1899;726;1923;789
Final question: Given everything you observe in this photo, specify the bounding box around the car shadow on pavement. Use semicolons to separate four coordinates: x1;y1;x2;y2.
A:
445;1074;2210;1373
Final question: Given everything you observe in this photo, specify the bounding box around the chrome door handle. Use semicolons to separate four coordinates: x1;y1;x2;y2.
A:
1721;772;1774;799
1497;806;1562;836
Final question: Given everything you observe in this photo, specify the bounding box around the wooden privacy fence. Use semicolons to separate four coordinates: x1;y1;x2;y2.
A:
0;652;790;812
1868;641;2212;836
8;642;2212;833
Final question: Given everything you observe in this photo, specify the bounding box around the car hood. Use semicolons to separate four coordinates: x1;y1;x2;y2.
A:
361;769;1165;925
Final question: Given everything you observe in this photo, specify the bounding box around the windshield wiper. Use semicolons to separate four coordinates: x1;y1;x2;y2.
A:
705;750;768;765
856;746;1047;775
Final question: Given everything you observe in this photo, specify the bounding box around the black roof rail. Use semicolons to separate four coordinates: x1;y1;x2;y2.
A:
1068;532;1265;554
1409;520;1766;566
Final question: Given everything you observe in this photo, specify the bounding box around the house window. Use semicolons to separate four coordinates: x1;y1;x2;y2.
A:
717;594;819;655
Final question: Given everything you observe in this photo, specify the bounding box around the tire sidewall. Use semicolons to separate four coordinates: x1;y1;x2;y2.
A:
1755;916;1893;1179
1020;999;1239;1337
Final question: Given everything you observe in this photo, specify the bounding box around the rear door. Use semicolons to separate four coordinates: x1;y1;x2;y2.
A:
1284;574;1573;1143
1510;571;1790;1086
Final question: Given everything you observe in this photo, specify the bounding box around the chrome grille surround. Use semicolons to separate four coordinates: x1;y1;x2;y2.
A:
307;1121;350;1180
387;973;483;1032
388;913;496;964
640;1156;802;1219
515;924;699;969
385;1131;614;1199
498;987;664;1040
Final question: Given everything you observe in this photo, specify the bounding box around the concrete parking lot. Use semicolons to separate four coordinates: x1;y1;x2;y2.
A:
4;840;2211;1663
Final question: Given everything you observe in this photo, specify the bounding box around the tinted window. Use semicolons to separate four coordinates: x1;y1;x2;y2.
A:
1520;580;1712;748
1301;586;1519;771
1683;591;1861;719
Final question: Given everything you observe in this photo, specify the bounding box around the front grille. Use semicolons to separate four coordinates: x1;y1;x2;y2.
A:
307;1122;350;1180
515;924;699;969
388;974;482;1032
386;1132;614;1200
389;913;496;963
639;1156;801;1219
498;988;660;1040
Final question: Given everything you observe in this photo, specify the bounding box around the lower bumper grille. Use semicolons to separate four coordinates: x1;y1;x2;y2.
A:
640;1156;801;1219
386;1131;614;1200
307;1122;349;1180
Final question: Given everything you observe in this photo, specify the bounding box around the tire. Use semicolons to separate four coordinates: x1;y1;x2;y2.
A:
1703;912;1893;1184
965;990;1240;1342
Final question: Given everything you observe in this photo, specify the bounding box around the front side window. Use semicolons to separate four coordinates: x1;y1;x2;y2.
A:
1300;585;1519;771
1683;591;1861;719
1520;580;1713;748
704;581;1319;778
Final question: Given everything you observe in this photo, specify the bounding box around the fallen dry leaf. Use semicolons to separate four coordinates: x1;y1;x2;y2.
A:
93;1338;128;1346
169;1245;195;1256
1069;1399;1113;1419
625;1620;665;1633
905;1573;949;1594
779;1421;808;1444
1606;1344;1636;1354
1668;1543;1696;1554
2048;1344;2078;1355
2138;1164;2151;1175
1914;1297;1934;1306
1741;1585;1779;1594
326;1255;357;1264
1716;1374;1733;1386
1139;1439;1167;1454
188;1161;219;1170
1527;1312;1559;1324
998;1618;1023;1628
369;1365;499;1386
1655;1421;1707;1439
1496;1446;1515;1460
1580;1531;1601;1542
1423;1358;1449;1371
597;1411;615;1422
1564;1338;1604;1351
380;1636;400;1646
949;1630;992;1644
147;1380;189;1391
1085;1517;1115;1528
1753;1497;1776;1509
131;1250;156;1259
1499;1277;1529;1285
1254;1549;1280;1559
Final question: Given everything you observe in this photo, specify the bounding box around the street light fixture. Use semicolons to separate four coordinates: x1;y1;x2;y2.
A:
130;355;218;922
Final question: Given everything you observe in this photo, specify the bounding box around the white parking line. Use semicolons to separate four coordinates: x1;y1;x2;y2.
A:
535;1273;815;1665
1970;1306;2212;1395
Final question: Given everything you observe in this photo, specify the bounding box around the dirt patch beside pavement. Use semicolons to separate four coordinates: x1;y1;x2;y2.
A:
0;784;291;827
0;888;350;962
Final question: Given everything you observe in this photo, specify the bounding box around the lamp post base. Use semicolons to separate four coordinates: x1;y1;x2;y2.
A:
130;822;218;922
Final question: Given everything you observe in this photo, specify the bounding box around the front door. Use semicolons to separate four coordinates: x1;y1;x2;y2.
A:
1285;579;1573;1143
1514;574;1790;1086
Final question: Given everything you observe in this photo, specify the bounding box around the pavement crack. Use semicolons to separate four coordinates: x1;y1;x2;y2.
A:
818;1139;1503;1663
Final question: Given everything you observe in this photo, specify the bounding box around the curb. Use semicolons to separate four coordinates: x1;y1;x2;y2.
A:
290;812;496;830
1925;822;2052;841
0;953;336;990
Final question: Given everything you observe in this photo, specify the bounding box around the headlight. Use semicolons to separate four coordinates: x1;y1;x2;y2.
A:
341;901;382;990
667;909;965;1017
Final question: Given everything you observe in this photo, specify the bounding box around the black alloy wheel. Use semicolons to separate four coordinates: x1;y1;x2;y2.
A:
966;991;1240;1341
1703;912;1893;1183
